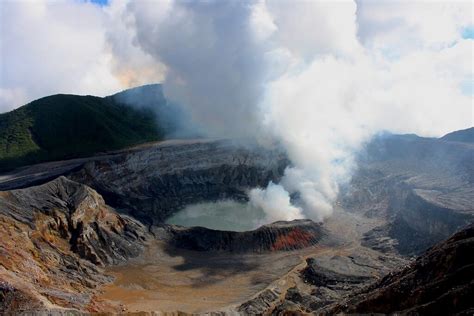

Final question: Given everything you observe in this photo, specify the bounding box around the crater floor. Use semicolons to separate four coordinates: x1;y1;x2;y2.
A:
95;206;405;314
98;240;307;313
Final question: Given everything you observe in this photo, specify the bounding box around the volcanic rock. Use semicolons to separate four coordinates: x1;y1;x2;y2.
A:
329;223;474;315
68;139;288;224
0;176;149;312
164;219;324;253
342;133;474;255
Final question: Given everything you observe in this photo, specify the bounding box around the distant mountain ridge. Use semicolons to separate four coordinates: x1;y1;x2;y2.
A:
1;84;472;172
0;84;187;171
441;127;474;143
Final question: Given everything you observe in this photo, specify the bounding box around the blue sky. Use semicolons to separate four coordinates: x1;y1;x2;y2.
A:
89;0;108;6
461;25;474;39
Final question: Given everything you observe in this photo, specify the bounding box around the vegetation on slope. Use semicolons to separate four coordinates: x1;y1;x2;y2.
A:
0;92;164;171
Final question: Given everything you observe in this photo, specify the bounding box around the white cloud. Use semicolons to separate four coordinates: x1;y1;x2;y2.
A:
266;0;362;60
103;0;167;87
356;0;473;53
0;0;123;112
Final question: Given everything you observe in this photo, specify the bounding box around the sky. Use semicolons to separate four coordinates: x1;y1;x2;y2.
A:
0;1;472;126
0;0;472;223
89;0;108;5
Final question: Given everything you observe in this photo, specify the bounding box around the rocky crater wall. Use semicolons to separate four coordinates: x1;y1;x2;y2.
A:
389;189;473;255
344;134;474;256
0;176;150;312
157;219;324;253
68;139;289;224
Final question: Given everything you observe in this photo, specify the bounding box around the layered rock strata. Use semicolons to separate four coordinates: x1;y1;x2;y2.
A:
0;177;149;312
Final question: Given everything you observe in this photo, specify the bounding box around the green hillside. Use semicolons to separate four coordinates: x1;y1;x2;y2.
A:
0;91;165;171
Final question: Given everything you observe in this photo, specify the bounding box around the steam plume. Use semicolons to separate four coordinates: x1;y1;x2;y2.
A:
113;0;472;223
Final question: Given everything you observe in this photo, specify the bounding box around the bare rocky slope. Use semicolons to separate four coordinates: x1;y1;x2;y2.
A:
328;223;474;315
0;176;149;312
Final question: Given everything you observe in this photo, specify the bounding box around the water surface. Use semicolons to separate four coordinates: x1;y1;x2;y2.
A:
166;200;266;231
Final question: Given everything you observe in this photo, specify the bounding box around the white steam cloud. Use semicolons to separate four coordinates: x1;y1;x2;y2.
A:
117;0;471;223
125;1;268;138
253;1;472;222
249;182;304;223
2;0;472;223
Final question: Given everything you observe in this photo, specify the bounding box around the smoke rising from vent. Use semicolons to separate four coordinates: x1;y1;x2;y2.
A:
114;0;472;224
249;182;304;223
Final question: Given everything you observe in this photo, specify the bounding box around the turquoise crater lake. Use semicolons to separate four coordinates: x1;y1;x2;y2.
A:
165;200;267;232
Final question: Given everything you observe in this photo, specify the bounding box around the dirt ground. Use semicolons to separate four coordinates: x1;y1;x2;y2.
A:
97;240;313;313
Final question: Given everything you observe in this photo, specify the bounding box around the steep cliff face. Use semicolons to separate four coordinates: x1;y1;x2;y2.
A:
0;177;149;312
389;189;473;255
69;139;288;224
329;223;474;315
162;219;324;253
342;134;474;255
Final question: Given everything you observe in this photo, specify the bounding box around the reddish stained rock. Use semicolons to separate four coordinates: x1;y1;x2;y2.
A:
167;219;324;253
271;228;315;251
